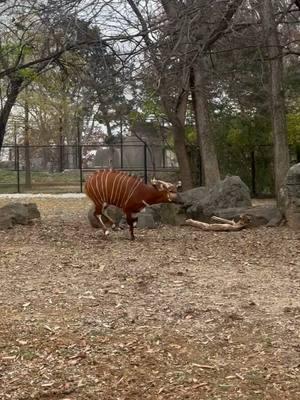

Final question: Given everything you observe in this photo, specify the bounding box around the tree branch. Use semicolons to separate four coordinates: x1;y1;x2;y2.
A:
202;0;244;52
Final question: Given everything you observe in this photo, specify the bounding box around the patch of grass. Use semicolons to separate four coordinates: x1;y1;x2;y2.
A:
0;169;83;193
0;169;81;183
0;169;18;183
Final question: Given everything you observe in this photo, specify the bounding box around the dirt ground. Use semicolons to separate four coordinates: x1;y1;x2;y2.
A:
0;197;299;400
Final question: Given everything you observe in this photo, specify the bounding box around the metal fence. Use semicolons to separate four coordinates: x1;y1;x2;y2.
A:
1;142;297;195
0;143;180;194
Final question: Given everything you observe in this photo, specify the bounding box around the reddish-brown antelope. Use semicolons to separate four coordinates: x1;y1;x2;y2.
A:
85;169;182;240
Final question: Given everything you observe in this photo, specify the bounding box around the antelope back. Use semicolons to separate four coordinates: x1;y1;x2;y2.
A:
85;170;144;210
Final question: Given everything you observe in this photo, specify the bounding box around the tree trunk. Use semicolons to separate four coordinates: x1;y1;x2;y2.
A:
261;0;289;202
0;78;23;151
24;98;31;189
172;122;194;190
161;91;194;190
104;118;115;168
190;62;220;187
58;115;65;172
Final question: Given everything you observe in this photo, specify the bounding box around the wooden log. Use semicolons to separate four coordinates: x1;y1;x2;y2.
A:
185;214;250;231
211;216;235;225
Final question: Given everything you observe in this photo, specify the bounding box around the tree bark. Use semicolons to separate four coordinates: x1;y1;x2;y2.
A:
0;78;23;151
261;0;289;202
190;62;220;187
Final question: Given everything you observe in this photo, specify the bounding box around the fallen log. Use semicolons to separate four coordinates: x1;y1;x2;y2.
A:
185;215;250;231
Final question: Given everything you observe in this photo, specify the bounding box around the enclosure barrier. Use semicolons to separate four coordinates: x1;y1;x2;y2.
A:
1;142;297;196
0;143;180;194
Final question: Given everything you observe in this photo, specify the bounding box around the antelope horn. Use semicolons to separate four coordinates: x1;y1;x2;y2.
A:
151;178;175;190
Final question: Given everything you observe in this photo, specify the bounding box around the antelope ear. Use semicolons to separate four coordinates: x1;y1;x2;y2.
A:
176;180;183;191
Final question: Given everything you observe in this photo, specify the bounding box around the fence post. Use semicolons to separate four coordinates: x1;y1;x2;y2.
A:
162;147;166;168
14;143;18;171
76;120;83;193
16;145;20;193
251;150;256;196
143;143;148;183
78;144;83;193
120;121;124;169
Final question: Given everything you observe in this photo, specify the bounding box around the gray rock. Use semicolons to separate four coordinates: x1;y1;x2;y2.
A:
137;212;156;229
279;163;300;229
117;209;157;229
203;176;252;210
180;186;209;205
1;203;29;225
213;207;247;221
149;203;186;226
0;203;40;229
26;203;41;220
213;206;283;227
181;176;252;221
247;207;283;227
0;214;14;230
185;203;205;220
106;205;123;226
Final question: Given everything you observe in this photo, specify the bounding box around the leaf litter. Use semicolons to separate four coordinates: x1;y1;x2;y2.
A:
0;197;300;399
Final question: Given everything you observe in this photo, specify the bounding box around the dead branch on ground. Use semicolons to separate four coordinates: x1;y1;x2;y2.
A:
185;215;250;231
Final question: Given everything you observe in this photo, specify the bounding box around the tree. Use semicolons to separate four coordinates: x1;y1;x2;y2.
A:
0;1;102;151
126;0;245;188
260;0;290;201
126;0;194;189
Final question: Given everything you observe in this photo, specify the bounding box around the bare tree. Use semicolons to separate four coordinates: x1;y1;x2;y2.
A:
125;0;248;188
126;0;194;189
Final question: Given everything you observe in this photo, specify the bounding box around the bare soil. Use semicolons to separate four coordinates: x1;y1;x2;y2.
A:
0;197;300;400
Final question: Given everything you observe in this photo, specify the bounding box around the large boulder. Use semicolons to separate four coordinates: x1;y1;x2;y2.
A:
0;203;40;229
182;175;252;220
204;175;252;208
180;186;209;205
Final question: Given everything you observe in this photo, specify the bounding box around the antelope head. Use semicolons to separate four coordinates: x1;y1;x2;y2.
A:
151;178;182;203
